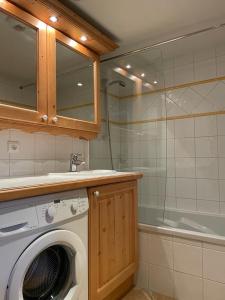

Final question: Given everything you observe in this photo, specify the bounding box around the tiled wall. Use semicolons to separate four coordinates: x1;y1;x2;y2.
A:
0;129;89;177
137;229;225;300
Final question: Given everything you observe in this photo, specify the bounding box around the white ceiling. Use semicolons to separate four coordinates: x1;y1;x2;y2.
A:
64;0;225;54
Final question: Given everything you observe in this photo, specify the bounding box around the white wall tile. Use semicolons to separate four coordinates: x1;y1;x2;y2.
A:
175;119;194;138
196;158;218;179
34;160;55;175
195;137;218;157
217;115;225;135
0;160;10;177
195;116;217;137
176;178;196;199
218;136;225;157
197;200;219;214
197;179;219;201
174;272;203;300
149;234;173;268
203;248;225;283
10;130;35;159
173;242;202;276
55;135;73;160
149;264;174;298
139;232;150;263
136;262;149;290
10;160;35;177
175;138;195;158
204;280;225;300
175;158;195;178
177;198;197;211
34;133;55;160
0;129;9;159
218;158;225;179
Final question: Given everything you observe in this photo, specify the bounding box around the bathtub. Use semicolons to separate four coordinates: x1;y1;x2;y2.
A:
139;206;225;243
137;206;225;299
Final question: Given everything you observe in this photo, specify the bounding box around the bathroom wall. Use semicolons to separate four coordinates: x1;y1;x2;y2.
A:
0;129;89;177
137;228;225;300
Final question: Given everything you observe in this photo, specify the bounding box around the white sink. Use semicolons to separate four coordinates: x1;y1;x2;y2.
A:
48;170;117;177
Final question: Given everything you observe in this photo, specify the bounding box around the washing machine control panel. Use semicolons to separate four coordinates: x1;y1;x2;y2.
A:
36;189;89;225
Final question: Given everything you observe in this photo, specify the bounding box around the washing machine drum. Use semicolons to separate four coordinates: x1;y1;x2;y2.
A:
7;230;87;300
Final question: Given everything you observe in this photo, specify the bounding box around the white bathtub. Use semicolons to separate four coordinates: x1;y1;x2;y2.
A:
137;206;225;299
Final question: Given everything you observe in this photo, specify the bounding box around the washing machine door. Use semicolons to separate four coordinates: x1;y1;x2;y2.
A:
7;230;87;300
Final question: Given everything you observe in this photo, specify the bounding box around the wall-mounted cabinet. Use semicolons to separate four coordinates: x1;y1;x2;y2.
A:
0;1;116;139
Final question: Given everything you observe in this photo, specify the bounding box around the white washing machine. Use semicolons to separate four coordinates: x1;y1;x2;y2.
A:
0;188;89;300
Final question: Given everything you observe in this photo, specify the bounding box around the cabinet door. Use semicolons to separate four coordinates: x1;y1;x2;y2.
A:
0;2;47;125
47;29;100;135
88;181;138;300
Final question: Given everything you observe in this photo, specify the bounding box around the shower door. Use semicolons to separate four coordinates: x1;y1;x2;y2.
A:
89;48;167;226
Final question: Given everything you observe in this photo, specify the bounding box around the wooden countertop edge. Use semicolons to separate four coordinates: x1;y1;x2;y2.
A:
0;172;143;202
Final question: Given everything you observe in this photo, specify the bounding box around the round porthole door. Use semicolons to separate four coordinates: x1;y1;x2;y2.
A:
7;230;87;300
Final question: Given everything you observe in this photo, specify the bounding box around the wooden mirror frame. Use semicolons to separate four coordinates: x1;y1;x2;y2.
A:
47;28;101;134
0;1;47;124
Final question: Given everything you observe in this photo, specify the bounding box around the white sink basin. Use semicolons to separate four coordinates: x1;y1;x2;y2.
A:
48;170;117;177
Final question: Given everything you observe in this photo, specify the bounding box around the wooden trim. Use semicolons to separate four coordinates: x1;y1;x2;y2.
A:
118;75;225;101
0;2;48;123
47;25;57;121
55;30;99;61
10;0;118;55
0;117;97;139
107;110;225;126
0;174;143;202
103;276;134;300
94;58;101;127
48;28;101;132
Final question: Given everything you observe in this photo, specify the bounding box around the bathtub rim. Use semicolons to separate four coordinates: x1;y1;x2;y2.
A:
139;223;225;246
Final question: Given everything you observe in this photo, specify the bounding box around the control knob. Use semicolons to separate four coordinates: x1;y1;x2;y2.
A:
47;205;57;219
71;203;78;214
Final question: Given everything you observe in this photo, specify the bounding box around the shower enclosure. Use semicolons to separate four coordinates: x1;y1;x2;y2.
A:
90;24;225;237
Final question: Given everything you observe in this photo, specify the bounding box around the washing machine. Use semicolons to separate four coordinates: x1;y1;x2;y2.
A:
0;188;89;300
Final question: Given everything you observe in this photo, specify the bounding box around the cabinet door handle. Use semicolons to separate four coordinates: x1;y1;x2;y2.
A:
94;191;100;198
41;115;48;122
52;116;58;124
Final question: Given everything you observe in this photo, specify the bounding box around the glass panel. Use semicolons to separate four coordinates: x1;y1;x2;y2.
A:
0;10;37;110
56;41;94;122
90;48;167;226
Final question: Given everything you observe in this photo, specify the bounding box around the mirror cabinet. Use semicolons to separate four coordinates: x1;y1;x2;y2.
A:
0;0;109;139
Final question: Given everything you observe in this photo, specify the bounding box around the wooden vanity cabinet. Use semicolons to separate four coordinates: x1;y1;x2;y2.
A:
88;181;138;300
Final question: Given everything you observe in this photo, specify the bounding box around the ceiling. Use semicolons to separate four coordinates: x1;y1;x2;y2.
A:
61;0;225;55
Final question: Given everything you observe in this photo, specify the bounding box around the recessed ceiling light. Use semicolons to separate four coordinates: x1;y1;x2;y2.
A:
153;80;158;84
141;73;145;78
77;82;83;87
69;39;78;47
144;82;151;87
80;35;88;42
49;16;58;23
126;64;131;69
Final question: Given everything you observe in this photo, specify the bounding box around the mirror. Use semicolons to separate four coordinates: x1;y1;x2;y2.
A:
0;10;37;110
56;41;94;122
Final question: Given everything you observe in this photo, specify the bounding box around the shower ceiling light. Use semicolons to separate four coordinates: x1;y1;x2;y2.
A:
77;82;83;87
49;16;58;23
126;64;131;69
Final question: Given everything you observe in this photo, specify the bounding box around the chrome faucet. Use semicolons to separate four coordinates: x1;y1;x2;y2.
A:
70;153;86;172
